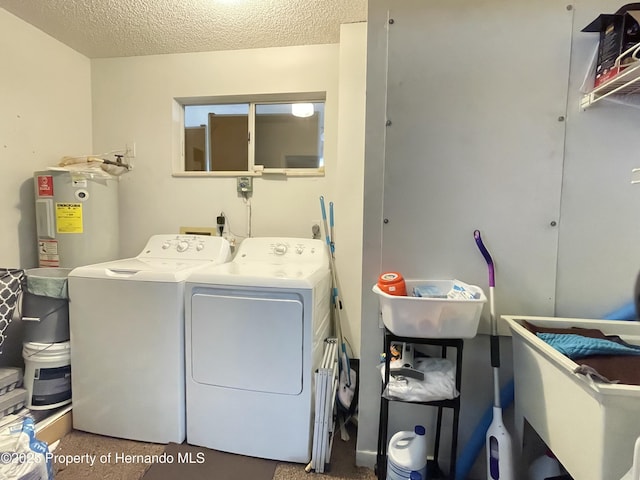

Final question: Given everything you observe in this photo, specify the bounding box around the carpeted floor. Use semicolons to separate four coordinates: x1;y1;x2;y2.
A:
142;442;278;480
52;423;375;480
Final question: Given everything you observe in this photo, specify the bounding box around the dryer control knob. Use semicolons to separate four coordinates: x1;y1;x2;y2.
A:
177;241;189;252
274;244;288;255
296;246;304;254
162;242;171;249
196;243;204;251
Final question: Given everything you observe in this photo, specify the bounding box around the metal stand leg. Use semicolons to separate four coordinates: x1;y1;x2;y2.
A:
377;330;464;480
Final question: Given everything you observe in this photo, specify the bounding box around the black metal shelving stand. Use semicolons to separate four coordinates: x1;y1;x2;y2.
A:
376;329;464;480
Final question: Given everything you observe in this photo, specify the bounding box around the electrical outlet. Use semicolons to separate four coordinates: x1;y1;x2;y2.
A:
237;176;253;194
125;142;136;158
311;222;321;240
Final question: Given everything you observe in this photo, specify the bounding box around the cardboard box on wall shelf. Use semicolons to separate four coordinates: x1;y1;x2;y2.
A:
583;4;640;88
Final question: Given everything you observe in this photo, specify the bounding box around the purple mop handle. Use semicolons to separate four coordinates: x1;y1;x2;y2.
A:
474;230;495;287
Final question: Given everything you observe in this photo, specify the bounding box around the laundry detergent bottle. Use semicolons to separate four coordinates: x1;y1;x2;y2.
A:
387;425;428;480
378;272;407;296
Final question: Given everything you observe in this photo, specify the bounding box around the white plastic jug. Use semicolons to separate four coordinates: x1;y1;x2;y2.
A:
387;425;428;480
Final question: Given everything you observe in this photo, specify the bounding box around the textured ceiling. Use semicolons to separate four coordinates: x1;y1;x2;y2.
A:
0;0;367;58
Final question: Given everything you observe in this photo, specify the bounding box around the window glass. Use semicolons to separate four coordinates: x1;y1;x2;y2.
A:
182;100;324;174
184;104;249;171
255;103;324;169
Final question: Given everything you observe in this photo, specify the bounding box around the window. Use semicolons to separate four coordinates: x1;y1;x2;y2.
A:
180;96;325;176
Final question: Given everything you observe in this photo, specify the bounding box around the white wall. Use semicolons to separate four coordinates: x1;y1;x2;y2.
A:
335;23;367;358
0;8;92;268
90;24;368;355
91;45;336;257
1;11;367;363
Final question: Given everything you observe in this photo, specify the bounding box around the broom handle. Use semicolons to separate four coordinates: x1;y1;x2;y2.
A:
320;197;347;357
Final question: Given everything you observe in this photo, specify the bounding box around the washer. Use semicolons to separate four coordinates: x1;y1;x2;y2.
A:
68;234;231;444
185;237;331;462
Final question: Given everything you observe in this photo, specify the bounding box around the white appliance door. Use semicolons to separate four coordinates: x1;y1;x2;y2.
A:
191;288;303;395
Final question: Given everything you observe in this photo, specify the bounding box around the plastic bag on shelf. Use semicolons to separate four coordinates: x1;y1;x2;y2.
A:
0;415;54;480
378;356;459;402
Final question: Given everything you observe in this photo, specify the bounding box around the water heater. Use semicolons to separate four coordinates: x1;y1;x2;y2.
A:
34;170;119;268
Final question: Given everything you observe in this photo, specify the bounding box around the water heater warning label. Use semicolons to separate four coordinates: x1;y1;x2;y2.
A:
37;175;53;197
56;203;83;233
38;239;59;267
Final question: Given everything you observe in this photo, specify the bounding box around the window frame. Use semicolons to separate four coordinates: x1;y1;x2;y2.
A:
172;93;326;178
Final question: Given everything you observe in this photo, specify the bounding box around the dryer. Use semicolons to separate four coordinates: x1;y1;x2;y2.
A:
68;234;231;444
184;237;331;462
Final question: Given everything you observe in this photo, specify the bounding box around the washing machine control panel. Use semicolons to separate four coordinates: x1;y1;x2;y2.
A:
270;242;313;257
137;234;231;261
273;243;288;255
268;241;318;259
234;238;329;264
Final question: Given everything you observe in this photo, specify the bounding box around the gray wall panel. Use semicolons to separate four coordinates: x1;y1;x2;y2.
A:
557;0;640;318
382;0;572;331
359;1;591;477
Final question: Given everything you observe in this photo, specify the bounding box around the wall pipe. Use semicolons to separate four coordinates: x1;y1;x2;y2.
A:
454;301;637;479
455;379;514;479
602;302;637;321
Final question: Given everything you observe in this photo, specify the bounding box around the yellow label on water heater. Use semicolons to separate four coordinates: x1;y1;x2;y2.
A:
55;203;83;233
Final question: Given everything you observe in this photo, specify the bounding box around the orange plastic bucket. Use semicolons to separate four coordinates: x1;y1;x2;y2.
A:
377;272;407;296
